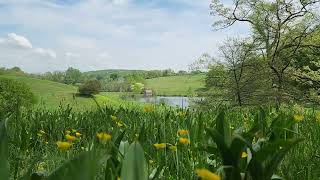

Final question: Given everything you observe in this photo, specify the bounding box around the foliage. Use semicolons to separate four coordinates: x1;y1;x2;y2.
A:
64;67;83;85
0;78;36;116
1;104;319;179
78;80;102;96
210;0;320;106
131;82;144;94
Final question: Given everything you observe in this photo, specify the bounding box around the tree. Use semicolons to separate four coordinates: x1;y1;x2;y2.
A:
78;80;101;96
210;0;320;106
0;78;36;116
131;82;144;94
64;67;82;85
110;73;119;81
189;53;213;72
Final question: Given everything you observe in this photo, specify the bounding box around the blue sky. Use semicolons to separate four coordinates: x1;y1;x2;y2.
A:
0;0;248;73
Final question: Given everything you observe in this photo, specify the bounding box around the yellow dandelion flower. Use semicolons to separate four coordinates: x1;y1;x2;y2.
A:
178;129;189;136
293;114;304;123
153;143;166;149
75;132;82;137
143;105;153;112
111;115;117;121
178;111;186;118
241;151;248;158
96;132;112;144
179;138;190;145
56;141;72;151
195;168;220;180
116;121;124;127
169;145;177;152
65;134;76;142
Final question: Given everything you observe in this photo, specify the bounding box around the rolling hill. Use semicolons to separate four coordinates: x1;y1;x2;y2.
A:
0;75;120;110
145;74;206;96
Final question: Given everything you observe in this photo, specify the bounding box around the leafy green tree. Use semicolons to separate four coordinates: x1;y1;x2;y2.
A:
64;67;82;85
210;0;320;106
0;78;36;116
78;80;101;96
131;83;144;94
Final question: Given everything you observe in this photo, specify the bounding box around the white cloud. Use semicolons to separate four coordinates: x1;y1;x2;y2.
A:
2;33;33;49
65;52;80;58
34;48;57;58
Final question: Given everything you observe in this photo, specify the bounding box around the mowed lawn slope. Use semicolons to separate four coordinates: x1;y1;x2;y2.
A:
146;74;205;96
0;75;119;110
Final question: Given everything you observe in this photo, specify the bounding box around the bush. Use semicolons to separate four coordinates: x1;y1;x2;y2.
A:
78;80;101;96
0;78;36;116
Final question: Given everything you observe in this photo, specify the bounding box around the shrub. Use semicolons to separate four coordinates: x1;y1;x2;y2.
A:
0;78;36;116
78;80;101;96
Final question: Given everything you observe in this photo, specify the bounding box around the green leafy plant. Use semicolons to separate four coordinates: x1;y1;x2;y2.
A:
206;108;303;180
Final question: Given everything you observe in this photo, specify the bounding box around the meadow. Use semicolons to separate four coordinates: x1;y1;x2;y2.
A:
0;75;135;110
146;74;205;96
1;103;320;180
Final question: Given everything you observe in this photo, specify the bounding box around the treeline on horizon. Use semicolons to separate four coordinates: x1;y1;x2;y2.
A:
0;66;205;93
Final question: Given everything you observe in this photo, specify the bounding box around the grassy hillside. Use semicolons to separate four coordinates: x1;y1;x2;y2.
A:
0;75;122;110
146;74;205;96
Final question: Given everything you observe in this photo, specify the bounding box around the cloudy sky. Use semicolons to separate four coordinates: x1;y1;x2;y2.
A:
0;0;248;73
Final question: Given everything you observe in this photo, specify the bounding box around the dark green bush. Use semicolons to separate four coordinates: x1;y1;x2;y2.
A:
78;80;101;96
0;78;37;116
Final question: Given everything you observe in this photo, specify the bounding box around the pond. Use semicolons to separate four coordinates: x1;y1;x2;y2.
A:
138;96;203;108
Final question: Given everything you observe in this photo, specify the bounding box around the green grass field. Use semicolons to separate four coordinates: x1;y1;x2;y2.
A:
146;74;205;96
0;75;125;110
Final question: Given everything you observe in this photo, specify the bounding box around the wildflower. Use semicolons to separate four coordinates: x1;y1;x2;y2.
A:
143;105;153;112
169;145;177;152
195;168;220;180
111;115;117;121
149;160;155;164
293;114;304;123
116;121;124;127
65;134;76;142
56;141;72;151
153;143;166;150
179;138;190;145
75;132;82;137
65;130;71;134
178;111;186;118
241;151;248;158
178;129;189;136
96;132;112;144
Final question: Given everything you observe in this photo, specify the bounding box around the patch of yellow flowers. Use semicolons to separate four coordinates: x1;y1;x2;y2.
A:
96;132;112;144
143;105;153;112
195;168;220;180
293;114;304;123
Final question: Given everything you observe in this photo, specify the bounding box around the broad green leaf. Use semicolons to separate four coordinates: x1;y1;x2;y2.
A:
216;111;231;147
248;139;303;180
120;142;147;180
47;151;99;180
0;119;9;180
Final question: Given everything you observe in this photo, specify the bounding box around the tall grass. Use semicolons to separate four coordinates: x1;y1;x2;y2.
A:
2;105;320;179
